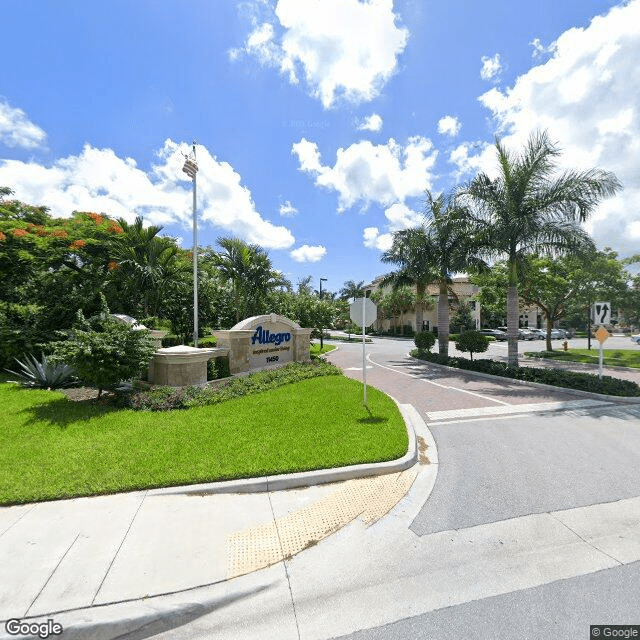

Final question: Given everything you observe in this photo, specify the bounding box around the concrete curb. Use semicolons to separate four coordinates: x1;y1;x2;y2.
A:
149;400;418;497
407;354;640;404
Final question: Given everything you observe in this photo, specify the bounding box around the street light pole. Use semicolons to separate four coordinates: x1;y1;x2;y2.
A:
182;142;199;347
319;277;327;350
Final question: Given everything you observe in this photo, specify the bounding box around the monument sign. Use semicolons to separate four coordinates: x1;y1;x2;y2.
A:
213;314;312;374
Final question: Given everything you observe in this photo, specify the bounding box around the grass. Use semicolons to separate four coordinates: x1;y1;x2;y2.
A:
525;348;640;369
310;343;336;357
0;376;407;505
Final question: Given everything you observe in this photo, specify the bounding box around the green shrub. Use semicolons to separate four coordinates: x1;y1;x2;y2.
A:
414;331;436;352
5;353;76;389
161;334;182;347
126;361;341;411
207;356;230;381
410;350;640;397
197;336;218;347
454;331;490;361
50;303;157;397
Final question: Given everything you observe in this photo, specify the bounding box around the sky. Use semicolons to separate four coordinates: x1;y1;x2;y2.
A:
1;0;639;296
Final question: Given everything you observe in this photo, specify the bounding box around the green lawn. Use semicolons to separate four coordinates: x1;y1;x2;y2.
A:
310;343;337;357
525;348;640;369
0;376;407;505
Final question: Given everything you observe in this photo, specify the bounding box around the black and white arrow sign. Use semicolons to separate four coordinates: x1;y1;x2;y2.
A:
593;302;611;325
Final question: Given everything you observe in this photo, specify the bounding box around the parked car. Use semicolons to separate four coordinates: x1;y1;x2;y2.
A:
517;328;538;340
549;329;567;339
630;335;640;344
479;329;507;341
527;328;546;340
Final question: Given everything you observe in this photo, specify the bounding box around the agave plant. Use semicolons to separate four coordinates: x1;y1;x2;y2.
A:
5;353;76;389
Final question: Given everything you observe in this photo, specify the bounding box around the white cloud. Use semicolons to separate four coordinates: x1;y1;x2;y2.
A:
530;37;556;60
290;244;327;262
0;100;46;149
235;0;409;108
363;226;393;251
363;203;421;252
292;136;437;211
437;115;461;137
480;53;503;82
0;140;295;249
358;113;383;132
279;200;298;216
471;0;640;257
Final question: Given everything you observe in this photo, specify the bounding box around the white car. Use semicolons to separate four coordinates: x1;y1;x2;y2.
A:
549;329;567;339
630;335;640;344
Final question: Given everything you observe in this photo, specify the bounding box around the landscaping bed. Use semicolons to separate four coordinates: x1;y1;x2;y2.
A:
525;349;640;369
1;366;407;505
410;349;640;397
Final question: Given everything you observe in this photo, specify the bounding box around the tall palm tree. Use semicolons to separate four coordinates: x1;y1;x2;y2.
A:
110;216;181;316
382;190;486;355
210;236;287;322
339;280;365;301
462;130;622;366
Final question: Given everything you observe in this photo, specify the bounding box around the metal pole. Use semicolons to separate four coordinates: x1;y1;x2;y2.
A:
587;292;591;351
362;296;367;406
319;279;324;350
192;142;198;348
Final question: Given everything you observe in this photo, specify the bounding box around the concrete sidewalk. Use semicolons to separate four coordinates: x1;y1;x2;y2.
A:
0;404;435;639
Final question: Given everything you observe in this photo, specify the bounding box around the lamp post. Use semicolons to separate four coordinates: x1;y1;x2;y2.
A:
182;142;199;347
319;277;327;349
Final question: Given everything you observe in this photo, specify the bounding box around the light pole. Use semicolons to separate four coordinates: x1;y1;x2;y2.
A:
182;142;199;347
319;277;327;349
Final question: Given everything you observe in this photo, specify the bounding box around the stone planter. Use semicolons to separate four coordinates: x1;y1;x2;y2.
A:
148;345;229;387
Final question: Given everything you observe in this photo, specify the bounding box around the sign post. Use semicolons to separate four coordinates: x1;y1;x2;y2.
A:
594;325;610;379
349;297;377;406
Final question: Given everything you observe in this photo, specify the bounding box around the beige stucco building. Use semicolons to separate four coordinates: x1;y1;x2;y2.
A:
363;276;482;333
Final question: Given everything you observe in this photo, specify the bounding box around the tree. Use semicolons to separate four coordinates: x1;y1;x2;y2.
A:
208;237;288;323
339;280;365;301
451;302;475;332
49;298;156;397
463;130;622;366
454;331;490;361
383;190;487;355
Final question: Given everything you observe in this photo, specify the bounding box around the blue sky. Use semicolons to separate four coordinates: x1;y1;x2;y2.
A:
2;0;639;295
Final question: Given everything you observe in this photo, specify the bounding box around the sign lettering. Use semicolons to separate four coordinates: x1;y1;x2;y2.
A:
251;326;292;346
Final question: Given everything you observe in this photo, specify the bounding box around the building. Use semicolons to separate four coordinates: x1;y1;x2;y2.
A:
363;276;481;333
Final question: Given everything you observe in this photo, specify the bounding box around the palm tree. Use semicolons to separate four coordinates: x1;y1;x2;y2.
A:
210;237;287;322
110;216;181;316
382;190;486;355
339;280;365;301
462;130;622;366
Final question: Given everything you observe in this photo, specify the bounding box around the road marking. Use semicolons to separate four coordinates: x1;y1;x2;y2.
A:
366;354;510;405
426;398;612;421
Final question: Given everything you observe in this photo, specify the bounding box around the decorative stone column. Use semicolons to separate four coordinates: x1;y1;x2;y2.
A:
148;345;228;386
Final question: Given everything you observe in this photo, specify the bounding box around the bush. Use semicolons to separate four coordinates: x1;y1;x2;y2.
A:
161;334;182;347
5;353;76;389
197;336;218;347
124;361;342;411
414;331;436;352
50;302;157;397
207;356;230;381
402;324;414;337
410;350;640;397
454;331;490;361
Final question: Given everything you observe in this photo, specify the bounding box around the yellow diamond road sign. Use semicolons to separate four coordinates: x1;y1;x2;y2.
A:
595;326;610;343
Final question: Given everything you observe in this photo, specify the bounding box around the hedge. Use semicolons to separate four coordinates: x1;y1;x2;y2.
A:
410;350;640;397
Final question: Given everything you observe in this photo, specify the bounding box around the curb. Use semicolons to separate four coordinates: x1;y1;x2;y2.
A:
523;354;640;374
149;400;418;497
407;354;640;404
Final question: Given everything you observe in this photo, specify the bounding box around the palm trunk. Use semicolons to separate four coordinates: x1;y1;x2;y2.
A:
415;285;424;333
507;285;519;367
438;280;449;356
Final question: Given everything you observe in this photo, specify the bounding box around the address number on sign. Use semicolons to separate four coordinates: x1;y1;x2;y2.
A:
266;356;279;363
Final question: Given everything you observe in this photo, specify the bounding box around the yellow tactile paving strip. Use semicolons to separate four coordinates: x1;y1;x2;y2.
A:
227;469;417;579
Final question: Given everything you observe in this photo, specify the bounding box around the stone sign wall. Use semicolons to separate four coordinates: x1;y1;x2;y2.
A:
213;314;311;375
